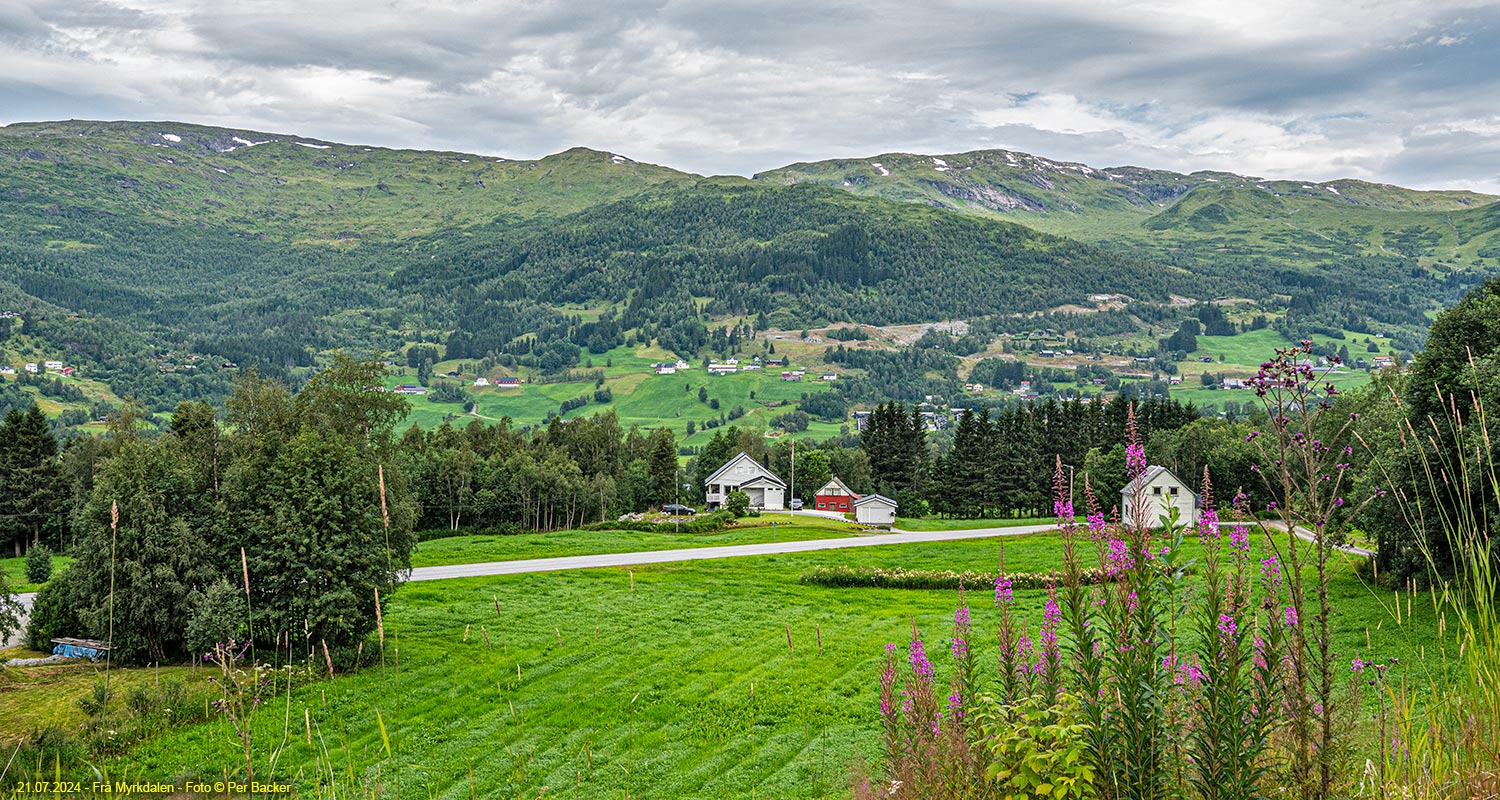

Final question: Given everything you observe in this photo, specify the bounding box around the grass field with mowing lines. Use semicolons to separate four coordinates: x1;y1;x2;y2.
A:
40;529;1423;799
412;517;868;568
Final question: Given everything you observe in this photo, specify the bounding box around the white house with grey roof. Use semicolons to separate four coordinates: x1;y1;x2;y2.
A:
704;452;786;511
1121;466;1199;528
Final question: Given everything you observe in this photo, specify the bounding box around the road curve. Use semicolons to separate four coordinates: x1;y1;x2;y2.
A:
407;524;1056;581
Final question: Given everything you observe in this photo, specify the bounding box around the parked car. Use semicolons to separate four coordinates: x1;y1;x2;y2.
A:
790;499;804;510
661;504;696;515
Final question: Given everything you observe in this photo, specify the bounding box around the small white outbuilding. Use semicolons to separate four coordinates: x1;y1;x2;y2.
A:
853;494;898;527
1120;466;1199;528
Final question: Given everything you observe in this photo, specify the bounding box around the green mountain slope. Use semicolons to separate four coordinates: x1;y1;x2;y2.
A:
0;120;720;243
1;119;1498;421
754;149;1500;265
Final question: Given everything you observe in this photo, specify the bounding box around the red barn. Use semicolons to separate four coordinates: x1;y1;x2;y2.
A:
814;477;859;514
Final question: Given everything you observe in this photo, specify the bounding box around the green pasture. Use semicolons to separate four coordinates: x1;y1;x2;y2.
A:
14;528;1423;799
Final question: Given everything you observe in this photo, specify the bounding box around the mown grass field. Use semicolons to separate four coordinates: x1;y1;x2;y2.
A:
1;553;74;593
892;516;1052;531
1;527;1422;799
413;516;868;568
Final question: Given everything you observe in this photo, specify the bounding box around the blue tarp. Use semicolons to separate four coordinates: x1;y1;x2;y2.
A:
52;643;104;660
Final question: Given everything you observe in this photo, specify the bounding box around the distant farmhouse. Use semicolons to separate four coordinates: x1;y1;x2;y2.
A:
704;452;786;511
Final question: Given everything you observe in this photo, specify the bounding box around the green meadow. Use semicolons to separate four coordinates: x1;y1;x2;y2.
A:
0;527;1425;798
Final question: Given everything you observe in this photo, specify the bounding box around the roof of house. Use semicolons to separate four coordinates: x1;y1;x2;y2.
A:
1121;466;1197;498
853;493;898;508
815;477;856;496
703;451;786;488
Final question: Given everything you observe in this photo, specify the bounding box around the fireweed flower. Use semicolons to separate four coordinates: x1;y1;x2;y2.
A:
1228;526;1250;554
1284;606;1299;627
1218;614;1238;639
1126;442;1147;475
1106;537;1134;576
1087;511;1107;537
947;692;964;719
909;637;935;683
951;606;971;659
994;576;1014;607
1054;498;1075;520
1351;657;1366;673
1014;634;1034;679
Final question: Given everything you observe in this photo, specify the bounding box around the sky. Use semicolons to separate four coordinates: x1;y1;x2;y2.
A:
3;0;1500;191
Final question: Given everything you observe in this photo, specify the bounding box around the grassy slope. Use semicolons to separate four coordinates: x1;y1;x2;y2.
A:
392;342;840;434
0;121;727;244
756;149;1500;267
82;531;1425;798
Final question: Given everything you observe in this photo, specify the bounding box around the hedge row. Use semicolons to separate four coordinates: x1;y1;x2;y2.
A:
799;565;1112;591
583;510;737;534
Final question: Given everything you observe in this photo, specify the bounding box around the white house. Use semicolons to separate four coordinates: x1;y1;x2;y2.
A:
704;452;786;511
473;377;490;387
1121;466;1199;528
44;360;64;372
854;494;898;527
24;363;38;374
0;366;14;375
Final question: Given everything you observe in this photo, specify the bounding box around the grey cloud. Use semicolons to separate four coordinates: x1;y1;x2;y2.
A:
2;0;1500;191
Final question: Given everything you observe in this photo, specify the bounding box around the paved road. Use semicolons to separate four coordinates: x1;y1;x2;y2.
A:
2;592;36;648
405;517;1375;582
408;523;1056;581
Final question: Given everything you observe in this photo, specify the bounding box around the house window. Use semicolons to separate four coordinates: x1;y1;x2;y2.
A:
817;502;826;509
1170;487;1179;496
840;503;848;510
1153;486;1162;496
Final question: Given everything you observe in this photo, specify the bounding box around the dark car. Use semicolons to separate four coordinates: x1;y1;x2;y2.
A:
662;504;696;515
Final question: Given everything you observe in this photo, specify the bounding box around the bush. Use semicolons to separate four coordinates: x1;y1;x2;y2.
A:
976;692;1097;799
24;544;52;584
26;568;81;650
724;490;750;518
185;578;247;659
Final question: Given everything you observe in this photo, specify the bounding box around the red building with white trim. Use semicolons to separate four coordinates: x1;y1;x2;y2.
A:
814;477;859;514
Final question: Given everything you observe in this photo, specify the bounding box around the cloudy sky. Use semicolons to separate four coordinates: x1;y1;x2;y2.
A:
3;0;1500;190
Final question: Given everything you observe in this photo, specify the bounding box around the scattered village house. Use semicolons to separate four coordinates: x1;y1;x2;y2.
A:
854;494;898;527
473;377;490;387
814;477;859;513
704;452;786;511
496;376;520;387
1121;466;1199;528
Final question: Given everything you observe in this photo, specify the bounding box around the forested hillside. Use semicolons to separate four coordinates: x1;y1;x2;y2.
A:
2;119;1498;422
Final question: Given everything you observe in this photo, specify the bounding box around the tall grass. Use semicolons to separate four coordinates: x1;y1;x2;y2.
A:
1358;352;1500;798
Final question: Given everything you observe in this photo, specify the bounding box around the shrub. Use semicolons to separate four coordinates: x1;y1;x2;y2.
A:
185;578;247;659
25;567;80;650
724;490;750;518
976;692;1097;799
24;544;52;584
